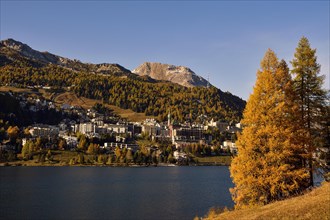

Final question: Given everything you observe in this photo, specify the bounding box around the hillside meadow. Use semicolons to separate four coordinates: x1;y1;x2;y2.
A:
203;181;330;220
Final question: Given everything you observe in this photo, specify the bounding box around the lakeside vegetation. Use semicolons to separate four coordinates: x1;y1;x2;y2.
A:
0;150;232;167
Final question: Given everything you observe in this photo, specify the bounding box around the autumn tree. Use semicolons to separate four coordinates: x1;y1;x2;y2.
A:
107;154;115;164
114;146;122;162
58;139;67;150
78;135;87;150
7;126;19;142
230;49;309;209
23;128;31;138
291;36;328;186
125;149;133;163
77;153;85;164
97;154;106;164
87;143;99;155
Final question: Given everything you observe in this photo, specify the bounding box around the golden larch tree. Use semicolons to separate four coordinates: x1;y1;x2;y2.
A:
230;49;309;209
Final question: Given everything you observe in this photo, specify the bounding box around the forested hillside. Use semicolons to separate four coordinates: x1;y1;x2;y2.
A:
0;39;246;122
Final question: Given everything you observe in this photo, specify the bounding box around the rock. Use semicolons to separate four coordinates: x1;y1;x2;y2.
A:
132;62;210;88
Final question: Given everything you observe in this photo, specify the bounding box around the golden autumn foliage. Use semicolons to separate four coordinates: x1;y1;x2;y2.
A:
230;49;309;209
6;125;19;140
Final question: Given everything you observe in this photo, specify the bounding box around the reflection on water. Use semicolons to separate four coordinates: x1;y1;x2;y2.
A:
0;167;234;220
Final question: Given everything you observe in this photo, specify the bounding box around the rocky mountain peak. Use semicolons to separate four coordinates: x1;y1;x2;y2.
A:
0;38;64;64
132;62;210;88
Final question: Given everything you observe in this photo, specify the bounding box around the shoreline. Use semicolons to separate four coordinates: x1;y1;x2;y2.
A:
0;161;230;167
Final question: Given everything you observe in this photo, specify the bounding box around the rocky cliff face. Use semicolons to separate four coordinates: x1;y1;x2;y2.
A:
132;62;210;88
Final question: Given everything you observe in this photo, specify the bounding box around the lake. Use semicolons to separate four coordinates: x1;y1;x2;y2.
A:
0;166;234;220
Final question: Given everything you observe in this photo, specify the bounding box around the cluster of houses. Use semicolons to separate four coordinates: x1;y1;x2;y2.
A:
15;93;56;112
2;91;240;156
26;105;241;155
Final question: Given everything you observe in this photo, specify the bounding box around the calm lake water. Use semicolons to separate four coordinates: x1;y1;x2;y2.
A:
0;166;234;220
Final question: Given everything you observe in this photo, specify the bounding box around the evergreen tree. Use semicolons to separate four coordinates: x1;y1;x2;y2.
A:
291;36;328;186
230;49;309;209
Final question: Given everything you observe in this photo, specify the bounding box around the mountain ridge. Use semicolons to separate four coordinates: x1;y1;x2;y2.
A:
0;38;246;122
1;39;212;88
0;38;132;76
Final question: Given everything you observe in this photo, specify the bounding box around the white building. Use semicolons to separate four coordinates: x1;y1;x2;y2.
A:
29;124;59;138
142;119;161;136
72;123;96;134
104;124;128;134
235;123;242;129
206;119;229;132
173;150;187;160
223;140;237;154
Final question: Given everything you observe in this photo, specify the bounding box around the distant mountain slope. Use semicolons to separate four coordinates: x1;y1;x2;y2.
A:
0;38;246;122
0;38;132;76
132;62;210;88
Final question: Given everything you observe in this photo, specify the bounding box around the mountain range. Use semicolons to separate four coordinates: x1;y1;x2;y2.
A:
1;39;210;88
0;38;245;122
0;38;132;76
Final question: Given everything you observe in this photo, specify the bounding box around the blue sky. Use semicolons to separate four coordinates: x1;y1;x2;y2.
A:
1;1;329;100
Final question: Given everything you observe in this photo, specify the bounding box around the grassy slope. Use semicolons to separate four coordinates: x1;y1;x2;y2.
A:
206;182;330;220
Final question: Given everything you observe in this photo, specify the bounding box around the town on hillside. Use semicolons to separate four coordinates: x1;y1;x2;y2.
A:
0;90;241;166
